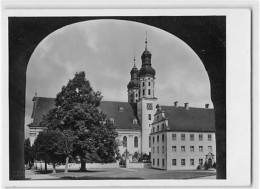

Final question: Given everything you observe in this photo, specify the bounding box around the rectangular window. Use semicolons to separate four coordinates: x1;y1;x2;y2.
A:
143;89;145;96
157;116;159;122
172;159;177;166
149;136;151;147
172;134;176;141
157;159;159;166
208;134;212;141
181;159;185;166
181;146;185;152
162;146;165;154
162;134;165;142
157;147;159;154
190;159;194;166
153;159;155;165
162;124;165;130
190;134;194;141
199;146;203;152
190;146;194;152
157;126;159;132
162;159;165;167
208;146;212;152
153;147;155;154
157;135;159;142
199;134;203;141
153;136;155;143
153;127;155;133
181;134;185;141
148;114;151;120
199;159;203;165
172;146;176;152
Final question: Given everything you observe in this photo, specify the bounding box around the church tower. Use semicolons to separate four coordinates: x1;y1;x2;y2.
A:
137;35;158;155
127;56;139;103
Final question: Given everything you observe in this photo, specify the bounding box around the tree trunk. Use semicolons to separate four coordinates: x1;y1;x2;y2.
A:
52;163;56;174
44;162;47;172
64;157;69;174
80;159;87;172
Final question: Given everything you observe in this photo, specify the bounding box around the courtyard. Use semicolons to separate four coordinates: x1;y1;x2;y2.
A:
25;167;216;180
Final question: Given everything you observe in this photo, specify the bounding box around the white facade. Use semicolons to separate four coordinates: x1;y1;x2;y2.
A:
137;98;157;155
151;108;216;170
117;130;141;157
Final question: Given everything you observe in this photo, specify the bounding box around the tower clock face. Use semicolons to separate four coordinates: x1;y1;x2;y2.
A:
147;103;153;110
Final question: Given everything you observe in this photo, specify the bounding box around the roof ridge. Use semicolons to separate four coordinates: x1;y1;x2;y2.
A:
161;105;214;110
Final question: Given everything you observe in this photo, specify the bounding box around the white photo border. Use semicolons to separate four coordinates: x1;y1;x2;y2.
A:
1;7;254;188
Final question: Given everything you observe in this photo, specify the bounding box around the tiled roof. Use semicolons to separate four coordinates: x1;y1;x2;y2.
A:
28;97;56;127
99;101;141;130
161;106;215;132
28;97;141;131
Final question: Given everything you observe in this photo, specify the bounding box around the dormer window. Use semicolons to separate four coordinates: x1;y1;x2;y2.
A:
133;118;137;124
118;106;124;112
110;118;115;123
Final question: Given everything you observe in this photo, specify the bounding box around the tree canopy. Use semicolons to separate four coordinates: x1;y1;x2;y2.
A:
39;72;119;171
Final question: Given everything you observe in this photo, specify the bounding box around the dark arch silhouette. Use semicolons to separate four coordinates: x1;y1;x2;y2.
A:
9;16;226;180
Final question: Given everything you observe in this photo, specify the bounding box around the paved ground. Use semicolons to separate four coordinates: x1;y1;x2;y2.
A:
25;168;216;180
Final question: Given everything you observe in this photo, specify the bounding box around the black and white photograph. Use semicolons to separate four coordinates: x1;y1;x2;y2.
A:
2;5;254;188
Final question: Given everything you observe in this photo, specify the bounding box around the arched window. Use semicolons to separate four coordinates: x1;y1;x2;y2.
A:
134;136;138;148
142;82;145;87
123;136;127;148
148;89;151;95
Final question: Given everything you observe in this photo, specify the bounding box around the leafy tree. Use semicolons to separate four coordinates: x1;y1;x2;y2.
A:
204;161;209;170
40;72;119;171
132;151;141;162
33;130;64;173
55;130;76;174
24;138;34;169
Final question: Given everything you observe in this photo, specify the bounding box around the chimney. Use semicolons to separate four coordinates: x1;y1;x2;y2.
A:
184;102;189;110
32;93;38;102
205;103;210;109
174;101;178;107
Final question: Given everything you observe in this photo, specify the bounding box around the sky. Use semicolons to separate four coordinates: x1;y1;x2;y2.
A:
25;19;212;138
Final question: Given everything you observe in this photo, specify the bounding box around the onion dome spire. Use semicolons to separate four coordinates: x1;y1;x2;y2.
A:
128;54;139;89
139;32;155;78
145;31;148;50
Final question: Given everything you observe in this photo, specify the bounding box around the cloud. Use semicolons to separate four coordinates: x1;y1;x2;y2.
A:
25;20;213;132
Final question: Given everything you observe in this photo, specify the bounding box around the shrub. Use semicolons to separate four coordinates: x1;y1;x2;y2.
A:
213;162;216;169
204;161;209;170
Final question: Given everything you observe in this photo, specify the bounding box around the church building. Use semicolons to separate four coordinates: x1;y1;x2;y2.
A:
28;38;216;170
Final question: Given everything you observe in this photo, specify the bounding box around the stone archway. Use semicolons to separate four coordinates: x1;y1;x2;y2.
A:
9;16;225;180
